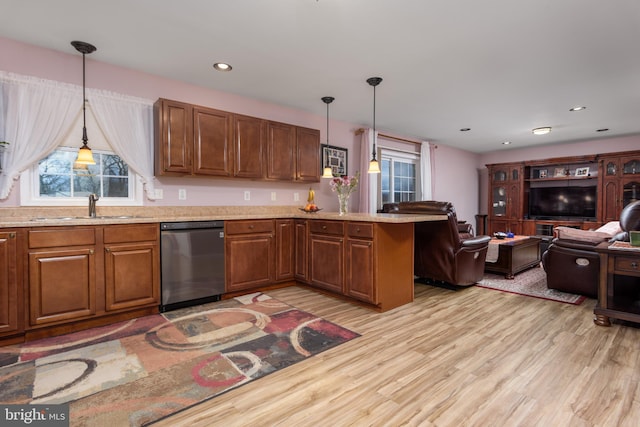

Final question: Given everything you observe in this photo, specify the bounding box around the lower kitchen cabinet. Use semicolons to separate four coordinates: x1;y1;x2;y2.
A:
275;219;294;282
104;224;159;311
0;230;22;337
309;220;345;293
28;227;97;326
345;223;376;304
294;219;309;283
225;220;275;292
26;224;160;331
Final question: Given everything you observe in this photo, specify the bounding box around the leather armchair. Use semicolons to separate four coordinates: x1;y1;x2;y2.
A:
381;201;491;286
542;200;640;297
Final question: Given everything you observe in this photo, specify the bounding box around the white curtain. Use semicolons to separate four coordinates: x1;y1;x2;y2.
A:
0;71;80;199
0;71;156;200
88;90;156;199
420;140;433;200
358;128;378;213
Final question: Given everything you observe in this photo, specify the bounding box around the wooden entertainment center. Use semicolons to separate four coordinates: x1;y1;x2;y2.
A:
486;150;640;236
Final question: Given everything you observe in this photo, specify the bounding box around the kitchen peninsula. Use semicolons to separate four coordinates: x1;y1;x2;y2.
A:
0;206;446;346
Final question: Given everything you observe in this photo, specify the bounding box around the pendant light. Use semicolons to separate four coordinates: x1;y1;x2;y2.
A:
367;77;382;174
321;96;335;178
71;41;97;166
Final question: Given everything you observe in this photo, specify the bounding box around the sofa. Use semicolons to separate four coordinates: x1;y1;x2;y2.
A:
542;200;640;297
381;201;491;286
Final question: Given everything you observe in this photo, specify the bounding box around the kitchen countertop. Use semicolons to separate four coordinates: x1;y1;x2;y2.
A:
0;206;446;228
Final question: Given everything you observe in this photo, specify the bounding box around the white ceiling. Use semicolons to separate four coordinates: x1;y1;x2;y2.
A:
2;0;640;153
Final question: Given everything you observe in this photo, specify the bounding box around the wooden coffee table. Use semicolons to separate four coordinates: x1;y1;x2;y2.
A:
484;236;542;279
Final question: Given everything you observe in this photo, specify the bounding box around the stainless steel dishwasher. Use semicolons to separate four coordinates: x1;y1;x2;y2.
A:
160;221;225;312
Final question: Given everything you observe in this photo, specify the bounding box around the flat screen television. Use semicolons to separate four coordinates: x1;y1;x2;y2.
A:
529;186;597;219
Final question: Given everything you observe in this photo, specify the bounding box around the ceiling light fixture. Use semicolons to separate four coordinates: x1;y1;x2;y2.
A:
532;127;552;135
596;128;609;132
460;128;471;132
213;62;232;72
321;96;335;178
569;106;586;111
367;76;383;174
502;141;511;145
71;40;97;166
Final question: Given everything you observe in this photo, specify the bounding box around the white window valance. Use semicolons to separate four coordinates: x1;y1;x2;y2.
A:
0;71;156;200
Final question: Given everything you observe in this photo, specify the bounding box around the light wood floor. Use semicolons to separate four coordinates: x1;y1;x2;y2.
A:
157;283;640;427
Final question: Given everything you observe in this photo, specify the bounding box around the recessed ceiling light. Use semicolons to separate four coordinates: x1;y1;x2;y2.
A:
596;128;609;132
532;127;552;135
502;141;511;145
569;106;586;111
213;62;232;72
460;128;471;132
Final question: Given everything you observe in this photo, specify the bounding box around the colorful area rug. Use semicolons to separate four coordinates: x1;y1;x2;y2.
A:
477;265;586;305
0;293;360;426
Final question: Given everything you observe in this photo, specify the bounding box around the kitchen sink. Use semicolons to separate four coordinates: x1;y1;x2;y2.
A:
31;215;142;221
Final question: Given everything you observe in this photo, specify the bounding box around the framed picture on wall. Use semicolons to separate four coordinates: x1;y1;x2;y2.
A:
575;167;589;177
322;145;348;176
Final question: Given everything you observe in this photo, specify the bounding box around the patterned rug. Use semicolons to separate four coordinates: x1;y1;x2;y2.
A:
0;293;360;426
477;265;586;305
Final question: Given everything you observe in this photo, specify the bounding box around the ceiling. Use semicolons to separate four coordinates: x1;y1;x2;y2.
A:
2;0;640;153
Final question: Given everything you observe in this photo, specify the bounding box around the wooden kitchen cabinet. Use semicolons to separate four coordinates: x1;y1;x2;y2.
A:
266;121;296;180
0;230;22;337
193;106;234;177
225;220;275;291
294;219;309;283
104;224;159;312
275;219;294;282
345;222;376;304
26;224;160;332
233;114;265;179
295;126;321;182
28;227;97;326
309;220;345;294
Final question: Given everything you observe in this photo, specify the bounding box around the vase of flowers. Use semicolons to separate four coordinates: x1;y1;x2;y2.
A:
330;171;360;215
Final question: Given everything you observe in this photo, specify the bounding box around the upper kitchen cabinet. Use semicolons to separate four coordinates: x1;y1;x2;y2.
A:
155;98;320;182
155;99;233;177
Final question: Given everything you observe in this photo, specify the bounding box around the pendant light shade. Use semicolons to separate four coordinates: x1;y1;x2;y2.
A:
71;41;97;166
367;77;382;174
321;96;335;178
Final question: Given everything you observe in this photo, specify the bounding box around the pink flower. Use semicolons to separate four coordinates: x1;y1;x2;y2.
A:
330;171;360;196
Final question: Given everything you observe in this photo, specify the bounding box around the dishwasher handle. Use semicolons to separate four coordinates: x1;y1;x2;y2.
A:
161;221;225;230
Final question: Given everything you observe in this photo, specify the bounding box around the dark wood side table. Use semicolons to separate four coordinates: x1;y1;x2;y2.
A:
594;242;640;326
484;236;541;279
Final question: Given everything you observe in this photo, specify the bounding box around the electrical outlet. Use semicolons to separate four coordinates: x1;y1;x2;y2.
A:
294;192;300;201
178;189;187;200
271;192;276;201
244;191;251;201
154;189;164;199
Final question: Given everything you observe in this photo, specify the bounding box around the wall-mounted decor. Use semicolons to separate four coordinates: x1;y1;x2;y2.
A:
554;167;567;177
322;145;348;176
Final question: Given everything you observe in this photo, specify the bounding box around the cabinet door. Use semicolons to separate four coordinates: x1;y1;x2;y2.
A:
294;220;309;283
193;107;233;176
29;248;96;326
225;234;274;291
0;231;20;336
234;114;265;178
266;121;295;180
155;99;192;175
104;242;159;311
275;220;294;282
296;127;320;182
345;238;376;304
309;234;344;293
601;177;620;222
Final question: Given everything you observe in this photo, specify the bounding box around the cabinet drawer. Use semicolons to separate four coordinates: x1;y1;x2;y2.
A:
614;256;640;274
309;220;344;236
347;222;374;239
29;228;96;248
226;220;274;235
104;224;158;244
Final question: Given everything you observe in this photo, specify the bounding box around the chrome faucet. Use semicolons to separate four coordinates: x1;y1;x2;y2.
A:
88;193;99;217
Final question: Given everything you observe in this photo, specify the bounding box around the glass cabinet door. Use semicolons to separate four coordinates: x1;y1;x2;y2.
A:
606;161;617;176
623;158;640;175
493;169;507;182
492;186;507;216
623;181;639;207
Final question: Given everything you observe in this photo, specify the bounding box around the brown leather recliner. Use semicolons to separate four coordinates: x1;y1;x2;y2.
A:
381;201;491;286
542;200;640;297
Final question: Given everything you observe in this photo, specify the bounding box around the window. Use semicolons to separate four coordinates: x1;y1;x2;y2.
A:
21;147;142;206
380;149;421;204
